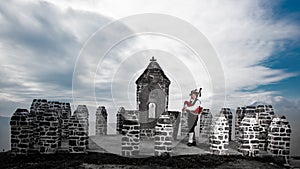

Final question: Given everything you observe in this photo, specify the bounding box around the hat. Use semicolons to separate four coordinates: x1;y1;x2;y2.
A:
189;88;202;96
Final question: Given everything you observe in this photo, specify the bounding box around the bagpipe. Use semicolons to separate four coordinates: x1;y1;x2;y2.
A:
183;88;203;115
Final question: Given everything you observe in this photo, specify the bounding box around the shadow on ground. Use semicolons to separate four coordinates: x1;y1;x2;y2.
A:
0;151;287;169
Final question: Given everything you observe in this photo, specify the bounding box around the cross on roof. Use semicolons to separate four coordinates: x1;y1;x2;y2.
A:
150;56;157;62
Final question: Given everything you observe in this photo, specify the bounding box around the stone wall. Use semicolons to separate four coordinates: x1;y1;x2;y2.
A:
59;102;71;152
10;99;89;154
268;115;291;164
199;109;212;143
29;99;48;149
118;106;179;142
121;111;140;157
139;111;180;140
154;114;173;156
245;106;256;114
29;99;71;151
137;110;156;138
38;107;59;154
69;105;89;153
167;111;180;140
48;101;71;142
235;107;246;141
10;109;32;155
209;113;229;155
96;106;108;135
180;110;189;136
116;107;126;134
220;108;233;141
140;128;155;138
233;104;292;160
256;105;274;151
238;114;260;156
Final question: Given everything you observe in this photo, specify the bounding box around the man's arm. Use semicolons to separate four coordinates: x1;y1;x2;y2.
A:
185;100;201;111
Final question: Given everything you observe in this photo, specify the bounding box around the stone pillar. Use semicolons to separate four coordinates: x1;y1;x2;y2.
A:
61;102;72;118
256;105;274;151
116;107;125;134
61;102;71;141
121;111;140;157
10;109;32;155
154;114;173;156
199;109;212;143
166;111;180;140
220;108;233;141
48;101;62;148
238;114;260;156
96;106;108;135
180;110;189;136
29;99;48;148
39;107;59;154
267;115;291;164
69;105;89;153
209;113;229;155
235;107;246;141
25;99;72;154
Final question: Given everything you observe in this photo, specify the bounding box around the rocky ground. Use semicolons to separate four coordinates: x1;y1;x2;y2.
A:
0;151;288;169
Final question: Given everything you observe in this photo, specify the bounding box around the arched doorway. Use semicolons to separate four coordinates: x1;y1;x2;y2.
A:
148;102;156;119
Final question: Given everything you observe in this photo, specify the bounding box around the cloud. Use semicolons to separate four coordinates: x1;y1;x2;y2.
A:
42;1;300;149
0;0;299;141
0;0;299;155
43;0;300;106
0;0;111;116
0;0;298;112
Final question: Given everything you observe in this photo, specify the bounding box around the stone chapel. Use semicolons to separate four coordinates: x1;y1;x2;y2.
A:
135;57;171;128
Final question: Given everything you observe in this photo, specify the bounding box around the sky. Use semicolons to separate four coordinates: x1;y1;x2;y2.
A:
0;0;300;154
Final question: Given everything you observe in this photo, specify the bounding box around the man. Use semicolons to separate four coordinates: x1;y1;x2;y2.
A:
182;88;203;146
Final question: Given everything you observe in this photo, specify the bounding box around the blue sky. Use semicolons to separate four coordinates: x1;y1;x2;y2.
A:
257;0;300;99
0;0;300;154
260;45;300;99
277;0;300;15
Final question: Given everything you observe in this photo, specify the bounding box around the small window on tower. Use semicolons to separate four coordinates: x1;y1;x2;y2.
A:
148;103;156;118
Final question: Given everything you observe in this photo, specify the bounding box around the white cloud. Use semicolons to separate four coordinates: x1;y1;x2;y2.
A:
0;0;299;155
44;0;299;99
0;0;111;116
0;0;299;141
1;1;299;115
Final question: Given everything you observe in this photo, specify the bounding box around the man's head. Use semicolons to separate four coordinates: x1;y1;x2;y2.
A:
189;89;199;99
191;93;197;99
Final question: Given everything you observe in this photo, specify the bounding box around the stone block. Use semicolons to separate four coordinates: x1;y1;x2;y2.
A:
154;114;173;156
121;114;140;157
209;113;229;155
267;115;291;164
238;115;260;157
